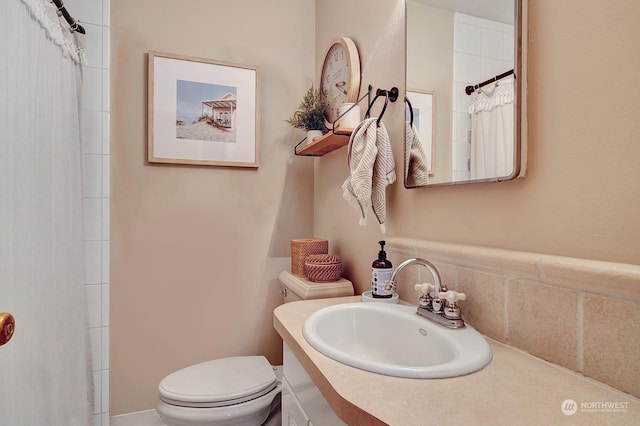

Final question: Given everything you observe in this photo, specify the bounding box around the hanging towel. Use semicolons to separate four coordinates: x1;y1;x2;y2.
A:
404;121;430;186
342;118;396;233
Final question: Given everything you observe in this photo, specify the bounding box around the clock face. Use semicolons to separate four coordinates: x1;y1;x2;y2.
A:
320;38;360;128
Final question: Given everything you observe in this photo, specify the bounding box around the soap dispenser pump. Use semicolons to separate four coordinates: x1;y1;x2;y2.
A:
372;240;393;298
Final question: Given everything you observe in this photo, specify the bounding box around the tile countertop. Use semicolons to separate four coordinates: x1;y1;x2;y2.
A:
273;296;640;426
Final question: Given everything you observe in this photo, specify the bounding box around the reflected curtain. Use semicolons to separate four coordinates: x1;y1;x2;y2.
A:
0;1;92;425
469;79;515;180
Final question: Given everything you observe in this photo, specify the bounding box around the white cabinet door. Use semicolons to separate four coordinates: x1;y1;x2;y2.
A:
282;376;311;426
283;343;347;426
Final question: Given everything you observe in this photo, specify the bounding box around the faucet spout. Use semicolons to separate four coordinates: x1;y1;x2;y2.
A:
386;257;465;329
385;258;443;296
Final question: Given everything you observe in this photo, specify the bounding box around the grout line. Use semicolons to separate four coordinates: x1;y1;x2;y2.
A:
576;292;584;373
504;278;510;343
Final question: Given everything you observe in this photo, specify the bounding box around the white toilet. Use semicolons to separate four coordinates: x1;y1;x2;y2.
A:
156;356;282;426
156;271;353;426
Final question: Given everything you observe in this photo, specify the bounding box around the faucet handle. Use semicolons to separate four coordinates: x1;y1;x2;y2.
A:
439;291;466;320
415;283;434;309
438;290;466;304
414;283;434;296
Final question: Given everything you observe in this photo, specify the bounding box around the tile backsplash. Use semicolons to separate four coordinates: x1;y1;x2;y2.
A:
386;237;640;398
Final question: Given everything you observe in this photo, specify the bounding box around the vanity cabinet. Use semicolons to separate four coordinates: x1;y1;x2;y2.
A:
282;343;346;426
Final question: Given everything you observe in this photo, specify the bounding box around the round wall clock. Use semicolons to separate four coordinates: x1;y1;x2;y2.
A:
319;36;361;129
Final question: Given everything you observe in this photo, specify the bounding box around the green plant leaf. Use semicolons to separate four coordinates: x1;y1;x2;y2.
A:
287;86;326;131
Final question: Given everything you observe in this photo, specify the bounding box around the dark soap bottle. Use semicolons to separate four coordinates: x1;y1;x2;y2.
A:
371;240;393;298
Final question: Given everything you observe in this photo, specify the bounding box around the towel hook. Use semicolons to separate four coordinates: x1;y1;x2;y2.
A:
365;87;399;126
404;95;414;127
364;91;388;126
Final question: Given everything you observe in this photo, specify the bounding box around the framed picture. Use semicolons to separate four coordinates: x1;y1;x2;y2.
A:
406;89;434;174
148;51;259;168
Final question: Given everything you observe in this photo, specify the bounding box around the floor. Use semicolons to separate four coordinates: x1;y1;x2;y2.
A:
110;409;166;426
110;397;282;426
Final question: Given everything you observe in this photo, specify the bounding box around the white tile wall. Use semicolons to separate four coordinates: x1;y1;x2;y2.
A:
451;13;514;179
66;0;111;424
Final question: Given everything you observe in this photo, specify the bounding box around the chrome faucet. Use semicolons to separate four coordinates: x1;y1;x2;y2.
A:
386;258;444;295
385;258;466;329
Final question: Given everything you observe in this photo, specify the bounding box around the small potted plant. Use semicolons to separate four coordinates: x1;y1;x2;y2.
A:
287;86;327;144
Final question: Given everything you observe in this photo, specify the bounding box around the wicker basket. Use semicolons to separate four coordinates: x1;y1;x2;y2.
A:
304;254;343;282
291;238;328;276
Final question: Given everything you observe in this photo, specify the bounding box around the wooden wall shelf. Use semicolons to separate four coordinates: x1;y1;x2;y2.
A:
294;127;353;157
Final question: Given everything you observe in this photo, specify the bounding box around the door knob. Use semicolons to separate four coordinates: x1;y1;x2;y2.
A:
0;312;15;346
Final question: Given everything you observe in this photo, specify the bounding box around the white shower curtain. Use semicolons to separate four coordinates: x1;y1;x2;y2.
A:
0;1;92;425
469;79;515;180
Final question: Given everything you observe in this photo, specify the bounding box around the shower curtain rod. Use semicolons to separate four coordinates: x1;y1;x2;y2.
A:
51;0;85;34
465;69;514;95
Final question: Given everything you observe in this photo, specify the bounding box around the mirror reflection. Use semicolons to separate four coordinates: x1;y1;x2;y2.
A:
405;0;523;187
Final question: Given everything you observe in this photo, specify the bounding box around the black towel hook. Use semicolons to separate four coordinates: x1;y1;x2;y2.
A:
365;87;399;126
364;91;388;126
404;95;414;127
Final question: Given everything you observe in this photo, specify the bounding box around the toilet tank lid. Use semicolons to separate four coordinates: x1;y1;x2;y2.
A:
279;270;354;299
159;356;276;404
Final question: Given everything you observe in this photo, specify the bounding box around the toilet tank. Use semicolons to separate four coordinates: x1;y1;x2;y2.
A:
279;270;354;303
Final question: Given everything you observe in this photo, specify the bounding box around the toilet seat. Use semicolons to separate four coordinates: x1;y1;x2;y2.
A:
159;356;277;408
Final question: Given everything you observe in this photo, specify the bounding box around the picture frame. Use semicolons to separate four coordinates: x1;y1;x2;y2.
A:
406;89;434;174
148;51;259;168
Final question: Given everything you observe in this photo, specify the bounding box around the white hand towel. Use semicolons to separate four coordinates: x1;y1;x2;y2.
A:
404;121;430;186
342;118;396;233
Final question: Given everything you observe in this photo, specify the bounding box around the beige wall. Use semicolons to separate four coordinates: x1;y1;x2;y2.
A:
316;0;640;297
314;0;407;291
111;0;640;416
111;0;316;414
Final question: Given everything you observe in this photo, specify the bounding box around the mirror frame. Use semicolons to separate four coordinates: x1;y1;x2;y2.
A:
404;0;527;188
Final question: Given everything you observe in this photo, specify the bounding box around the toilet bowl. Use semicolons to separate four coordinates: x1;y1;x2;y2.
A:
156;270;354;425
156;356;282;426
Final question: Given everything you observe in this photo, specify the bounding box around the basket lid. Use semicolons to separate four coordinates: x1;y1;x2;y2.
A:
305;254;342;265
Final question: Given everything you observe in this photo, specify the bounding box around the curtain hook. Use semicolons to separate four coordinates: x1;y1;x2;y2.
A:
54;0;65;17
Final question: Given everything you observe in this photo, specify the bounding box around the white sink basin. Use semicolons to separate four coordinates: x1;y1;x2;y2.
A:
302;302;492;378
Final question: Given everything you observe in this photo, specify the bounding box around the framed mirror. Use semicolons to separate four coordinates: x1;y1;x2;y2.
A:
405;0;526;187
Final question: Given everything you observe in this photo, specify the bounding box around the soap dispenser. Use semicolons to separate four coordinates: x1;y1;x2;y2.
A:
372;241;393;298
